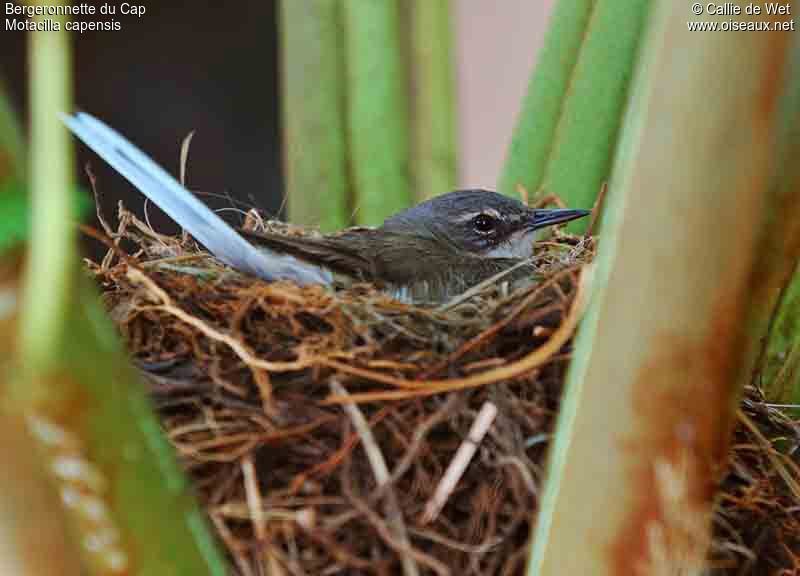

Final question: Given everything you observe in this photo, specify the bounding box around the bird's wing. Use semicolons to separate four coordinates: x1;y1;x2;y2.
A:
239;228;377;280
61;112;331;286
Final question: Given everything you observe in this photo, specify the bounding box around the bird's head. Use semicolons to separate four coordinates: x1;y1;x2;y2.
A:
382;189;590;259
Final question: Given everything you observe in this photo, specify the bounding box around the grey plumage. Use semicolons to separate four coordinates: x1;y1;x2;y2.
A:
63;112;589;302
239;189;589;300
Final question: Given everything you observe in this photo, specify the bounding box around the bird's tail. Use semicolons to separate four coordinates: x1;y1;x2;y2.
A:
61;112;332;286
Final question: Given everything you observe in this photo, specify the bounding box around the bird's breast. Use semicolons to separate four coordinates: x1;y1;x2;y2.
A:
383;258;536;303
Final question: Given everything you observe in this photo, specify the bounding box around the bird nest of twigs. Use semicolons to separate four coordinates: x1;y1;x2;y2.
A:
83;201;800;575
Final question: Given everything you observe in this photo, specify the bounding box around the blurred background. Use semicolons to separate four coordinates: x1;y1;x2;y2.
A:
0;0;552;235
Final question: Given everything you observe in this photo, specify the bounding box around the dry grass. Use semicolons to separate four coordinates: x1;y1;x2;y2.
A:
82;200;800;575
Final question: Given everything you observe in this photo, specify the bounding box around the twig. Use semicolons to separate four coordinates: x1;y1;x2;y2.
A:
423;267;578;377
436;257;535;312
241;455;266;541
322;263;595;403
126;267;317;374
330;379;419;576
378;395;462;494
585;181;608;238
737;408;800;501
422;401;498;524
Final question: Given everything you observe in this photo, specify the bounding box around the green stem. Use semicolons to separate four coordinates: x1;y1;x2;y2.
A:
14;10;229;575
344;0;412;225
499;0;651;232
21;10;74;369
752;37;800;404
410;0;456;201
281;0;350;231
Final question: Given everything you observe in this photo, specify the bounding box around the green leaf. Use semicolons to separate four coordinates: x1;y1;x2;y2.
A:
499;0;652;232
281;0;350;231
344;0;412;225
12;13;229;574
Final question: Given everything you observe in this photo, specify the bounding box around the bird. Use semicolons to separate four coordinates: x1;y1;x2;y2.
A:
62;112;590;303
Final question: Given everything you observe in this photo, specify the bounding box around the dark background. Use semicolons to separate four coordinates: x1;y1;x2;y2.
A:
1;1;284;249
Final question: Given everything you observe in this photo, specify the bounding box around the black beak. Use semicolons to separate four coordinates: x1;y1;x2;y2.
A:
529;208;591;231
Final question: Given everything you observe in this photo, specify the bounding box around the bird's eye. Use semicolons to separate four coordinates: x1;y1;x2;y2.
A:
472;213;496;234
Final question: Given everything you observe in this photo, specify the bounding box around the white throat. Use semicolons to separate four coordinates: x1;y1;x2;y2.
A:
484;228;538;260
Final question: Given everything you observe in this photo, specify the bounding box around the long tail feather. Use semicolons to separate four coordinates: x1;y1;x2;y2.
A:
62;112;331;286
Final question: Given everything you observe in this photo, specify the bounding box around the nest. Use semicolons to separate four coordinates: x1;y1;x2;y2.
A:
83;201;800;575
